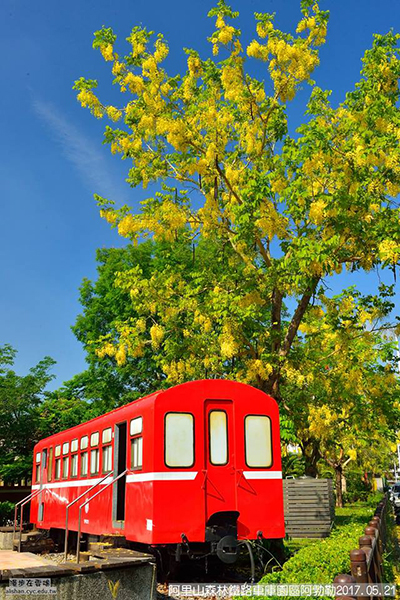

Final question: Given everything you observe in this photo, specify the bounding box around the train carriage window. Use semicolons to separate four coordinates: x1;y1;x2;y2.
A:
62;442;69;455
244;415;272;468
102;445;113;473
102;428;112;444
165;413;194;468
41;449;48;480
71;439;78;453
54;445;61;480
130;417;142;436
62;456;69;479
35;452;41;482
55;458;61;480
71;454;78;478
80;436;88;450
209;411;228;465
48;447;53;482
130;417;143;470
90;449;100;475
81;452;88;477
131;437;143;470
90;431;100;475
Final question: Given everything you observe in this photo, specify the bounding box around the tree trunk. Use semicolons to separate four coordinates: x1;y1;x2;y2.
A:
262;370;281;402
304;461;318;478
302;441;321;478
335;465;344;508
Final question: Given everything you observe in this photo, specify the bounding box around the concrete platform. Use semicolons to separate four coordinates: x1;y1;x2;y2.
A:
0;551;53;569
0;529;16;551
0;550;156;599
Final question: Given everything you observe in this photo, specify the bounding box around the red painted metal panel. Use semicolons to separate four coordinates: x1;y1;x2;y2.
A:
204;400;236;522
30;380;285;545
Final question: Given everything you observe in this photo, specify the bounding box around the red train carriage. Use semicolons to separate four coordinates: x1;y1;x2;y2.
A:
30;380;284;564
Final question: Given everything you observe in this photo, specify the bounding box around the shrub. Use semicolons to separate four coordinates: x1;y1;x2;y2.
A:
250;502;375;600
342;470;372;503
381;503;397;583
0;501;15;526
282;454;305;479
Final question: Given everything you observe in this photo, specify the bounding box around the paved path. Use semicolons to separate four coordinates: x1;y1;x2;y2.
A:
0;550;52;570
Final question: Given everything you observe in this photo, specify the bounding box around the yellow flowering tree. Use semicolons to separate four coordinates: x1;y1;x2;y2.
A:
282;286;400;505
74;1;400;399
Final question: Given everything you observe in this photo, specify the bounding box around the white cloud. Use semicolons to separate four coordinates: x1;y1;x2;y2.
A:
32;97;128;203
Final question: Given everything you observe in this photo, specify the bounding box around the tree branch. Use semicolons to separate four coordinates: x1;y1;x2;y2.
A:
255;237;272;268
280;277;320;357
271;288;283;354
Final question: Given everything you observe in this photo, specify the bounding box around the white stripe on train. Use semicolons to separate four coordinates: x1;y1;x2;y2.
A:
31;470;282;490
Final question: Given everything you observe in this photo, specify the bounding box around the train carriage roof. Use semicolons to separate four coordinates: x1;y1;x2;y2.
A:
35;388;162;448
34;379;277;449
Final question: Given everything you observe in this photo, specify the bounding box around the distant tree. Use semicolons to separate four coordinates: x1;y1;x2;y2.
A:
37;392;91;440
0;345;56;482
71;242;169;409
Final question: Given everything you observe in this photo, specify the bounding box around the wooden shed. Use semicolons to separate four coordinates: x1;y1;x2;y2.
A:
283;478;335;538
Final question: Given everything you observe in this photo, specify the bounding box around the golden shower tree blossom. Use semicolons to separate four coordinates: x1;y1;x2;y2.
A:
73;0;400;398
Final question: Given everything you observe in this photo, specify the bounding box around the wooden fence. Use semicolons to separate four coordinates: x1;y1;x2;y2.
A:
334;495;388;599
283;478;335;538
0;484;31;505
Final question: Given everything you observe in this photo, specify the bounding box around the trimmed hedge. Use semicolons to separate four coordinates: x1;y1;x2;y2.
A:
247;501;377;600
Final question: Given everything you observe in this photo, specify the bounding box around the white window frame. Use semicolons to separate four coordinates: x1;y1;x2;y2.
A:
131;437;143;470
71;454;78;478
71;439;78;453
244;415;272;468
80;436;88;450
55;458;61;480
62;442;69;455
91;432;99;447
165;412;194;468
102;445;113;473
48;447;53;482
62;456;69;479
90;448;100;475
80;452;88;477
209;410;228;466
130;417;143;436
102;428;112;444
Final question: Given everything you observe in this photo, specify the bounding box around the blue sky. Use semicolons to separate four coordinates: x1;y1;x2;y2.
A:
0;0;399;389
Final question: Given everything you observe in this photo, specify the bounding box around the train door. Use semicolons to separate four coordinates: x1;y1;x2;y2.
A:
113;422;127;526
204;400;237;523
38;449;47;521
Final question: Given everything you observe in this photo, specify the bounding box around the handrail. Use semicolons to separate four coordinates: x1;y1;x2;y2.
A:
63;472;111;561
13;488;43;552
76;469;128;563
